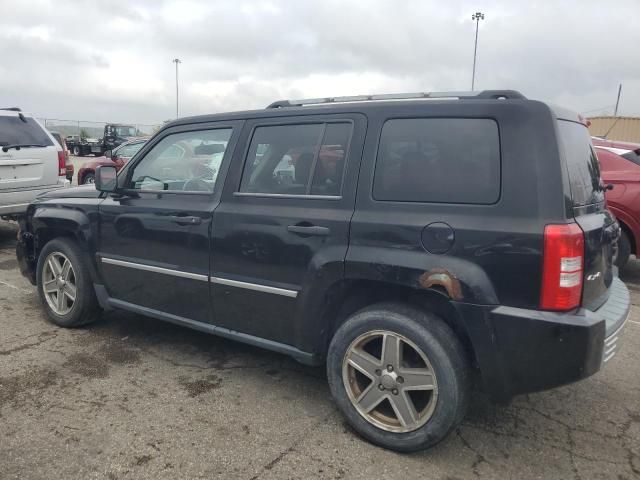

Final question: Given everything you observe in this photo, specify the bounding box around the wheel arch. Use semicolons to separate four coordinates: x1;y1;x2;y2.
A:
30;207;100;285
608;205;640;256
305;279;479;370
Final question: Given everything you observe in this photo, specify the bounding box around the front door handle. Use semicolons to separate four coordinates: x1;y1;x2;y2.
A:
171;215;201;226
287;224;330;236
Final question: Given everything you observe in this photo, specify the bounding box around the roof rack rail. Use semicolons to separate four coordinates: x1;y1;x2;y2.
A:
266;90;526;109
0;107;22;112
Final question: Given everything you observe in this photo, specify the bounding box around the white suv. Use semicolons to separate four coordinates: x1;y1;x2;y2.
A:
0;108;69;219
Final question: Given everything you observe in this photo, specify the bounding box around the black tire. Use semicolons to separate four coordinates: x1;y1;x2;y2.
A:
73;146;80;156
82;173;95;185
615;230;631;270
36;237;101;327
327;303;470;452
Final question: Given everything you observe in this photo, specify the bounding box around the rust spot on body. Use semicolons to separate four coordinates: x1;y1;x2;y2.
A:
419;268;462;300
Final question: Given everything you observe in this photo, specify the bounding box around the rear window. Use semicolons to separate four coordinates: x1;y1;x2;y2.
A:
0;115;53;147
558;121;604;206
373;118;500;204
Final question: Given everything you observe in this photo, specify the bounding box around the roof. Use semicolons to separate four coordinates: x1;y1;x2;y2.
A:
163;89;578;132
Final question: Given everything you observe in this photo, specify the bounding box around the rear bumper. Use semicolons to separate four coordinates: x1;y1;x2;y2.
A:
455;277;630;401
0;180;70;216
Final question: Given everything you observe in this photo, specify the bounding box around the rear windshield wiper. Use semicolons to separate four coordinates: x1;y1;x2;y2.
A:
1;144;47;152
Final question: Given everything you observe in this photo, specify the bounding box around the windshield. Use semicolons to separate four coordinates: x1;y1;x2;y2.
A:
558;120;605;207
622;150;640;166
0;116;53;147
114;126;136;137
115;141;146;158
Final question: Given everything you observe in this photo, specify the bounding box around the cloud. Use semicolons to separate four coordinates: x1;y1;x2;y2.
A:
0;0;638;125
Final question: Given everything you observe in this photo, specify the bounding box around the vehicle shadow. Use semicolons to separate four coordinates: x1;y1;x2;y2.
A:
0;220;17;249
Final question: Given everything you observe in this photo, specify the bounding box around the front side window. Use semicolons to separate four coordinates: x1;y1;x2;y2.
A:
239;122;352;196
129;129;232;193
373;118;500;204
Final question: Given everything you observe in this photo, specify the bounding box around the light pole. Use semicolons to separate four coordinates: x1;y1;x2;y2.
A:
471;11;484;91
172;58;181;118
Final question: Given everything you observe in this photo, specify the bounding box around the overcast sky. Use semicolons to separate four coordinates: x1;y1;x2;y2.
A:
1;0;638;126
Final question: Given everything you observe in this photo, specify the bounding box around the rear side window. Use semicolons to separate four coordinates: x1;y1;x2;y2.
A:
373;118;500;204
558;121;604;206
240;122;352;196
0;116;53;147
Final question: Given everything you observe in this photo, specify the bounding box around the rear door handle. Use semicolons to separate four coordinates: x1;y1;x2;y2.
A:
171;215;202;226
287;225;330;236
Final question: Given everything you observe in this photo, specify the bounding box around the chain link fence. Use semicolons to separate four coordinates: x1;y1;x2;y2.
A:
35;118;161;139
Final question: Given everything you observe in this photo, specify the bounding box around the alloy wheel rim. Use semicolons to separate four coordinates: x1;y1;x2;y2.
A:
42;252;77;315
342;330;439;433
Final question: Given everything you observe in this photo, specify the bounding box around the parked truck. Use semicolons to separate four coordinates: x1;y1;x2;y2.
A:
66;124;137;156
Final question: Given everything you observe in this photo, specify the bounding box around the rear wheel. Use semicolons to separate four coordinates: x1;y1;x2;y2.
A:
615;230;631;270
327;303;470;452
36;238;100;327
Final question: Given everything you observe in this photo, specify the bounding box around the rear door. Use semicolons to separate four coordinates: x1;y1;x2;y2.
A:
0;112;59;190
211;114;365;345
558;120;616;310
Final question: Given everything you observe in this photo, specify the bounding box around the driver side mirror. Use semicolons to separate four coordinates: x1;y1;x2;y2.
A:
95;165;118;193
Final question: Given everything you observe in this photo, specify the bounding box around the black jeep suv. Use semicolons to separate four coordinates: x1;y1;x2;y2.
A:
16;90;630;452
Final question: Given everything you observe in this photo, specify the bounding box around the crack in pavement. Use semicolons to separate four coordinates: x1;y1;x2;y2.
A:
0;331;58;356
457;428;491;477
247;414;332;480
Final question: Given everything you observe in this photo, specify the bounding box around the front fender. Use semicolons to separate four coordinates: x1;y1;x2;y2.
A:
27;202;102;284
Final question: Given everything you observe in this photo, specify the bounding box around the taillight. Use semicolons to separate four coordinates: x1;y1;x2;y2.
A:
540;223;584;311
57;150;66;176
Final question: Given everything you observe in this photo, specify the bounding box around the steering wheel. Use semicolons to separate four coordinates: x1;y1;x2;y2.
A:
182;177;211;192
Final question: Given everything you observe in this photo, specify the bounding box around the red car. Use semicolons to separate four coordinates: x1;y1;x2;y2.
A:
77;138;147;184
592;137;640;269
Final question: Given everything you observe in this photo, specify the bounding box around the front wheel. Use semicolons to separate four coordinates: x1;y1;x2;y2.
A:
73;146;80;156
82;173;95;185
36;237;101;327
327;303;470;452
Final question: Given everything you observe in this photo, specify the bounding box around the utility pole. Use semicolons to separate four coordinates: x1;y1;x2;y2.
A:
172;58;181;118
614;83;622;116
471;11;485;91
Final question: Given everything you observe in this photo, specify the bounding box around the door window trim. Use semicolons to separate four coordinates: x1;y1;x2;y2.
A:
234;119;354;200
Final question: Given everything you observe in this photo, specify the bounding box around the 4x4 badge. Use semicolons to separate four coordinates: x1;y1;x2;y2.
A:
587;272;601;281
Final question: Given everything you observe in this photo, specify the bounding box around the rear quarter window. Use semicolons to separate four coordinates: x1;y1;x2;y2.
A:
558;121;604;207
373;118;500;204
0;116;53;147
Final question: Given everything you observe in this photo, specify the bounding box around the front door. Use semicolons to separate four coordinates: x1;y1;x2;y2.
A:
211;114;366;346
97;122;241;323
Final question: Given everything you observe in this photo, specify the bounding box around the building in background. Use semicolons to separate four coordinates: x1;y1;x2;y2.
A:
589;116;640;142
